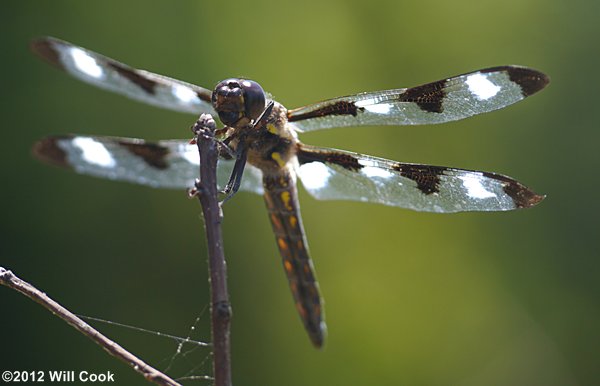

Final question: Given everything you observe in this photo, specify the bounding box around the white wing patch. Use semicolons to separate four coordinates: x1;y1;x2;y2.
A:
172;84;198;104
72;137;115;168
355;98;393;115
177;143;200;165
465;73;501;100
297;162;331;190
459;173;496;199
364;103;392;115
358;159;395;179
70;47;104;79
361;166;394;179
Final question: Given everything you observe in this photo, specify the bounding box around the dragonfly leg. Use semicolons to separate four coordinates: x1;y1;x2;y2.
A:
219;146;248;204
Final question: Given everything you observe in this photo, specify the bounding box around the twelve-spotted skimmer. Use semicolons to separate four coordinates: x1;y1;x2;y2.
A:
31;37;548;348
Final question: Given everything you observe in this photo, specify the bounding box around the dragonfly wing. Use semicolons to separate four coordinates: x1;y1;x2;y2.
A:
31;37;215;115
34;135;264;193
288;66;549;132
296;144;543;213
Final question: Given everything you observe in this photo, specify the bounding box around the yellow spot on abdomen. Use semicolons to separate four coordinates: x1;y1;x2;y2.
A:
278;237;288;250
284;259;293;273
289;215;298;228
281;191;292;210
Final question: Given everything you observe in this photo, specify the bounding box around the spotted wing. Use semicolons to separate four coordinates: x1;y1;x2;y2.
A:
288;66;549;132
31;37;215;115
33;135;264;193
296;144;543;213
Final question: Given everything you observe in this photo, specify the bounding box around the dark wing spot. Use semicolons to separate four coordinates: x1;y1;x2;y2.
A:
196;90;212;103
397;79;447;113
480;66;550;97
119;142;169;169
30;38;63;70
107;62;157;95
297;146;363;172
506;67;550;97
482;172;545;208
32;136;70;168
394;164;446;194
288;101;364;122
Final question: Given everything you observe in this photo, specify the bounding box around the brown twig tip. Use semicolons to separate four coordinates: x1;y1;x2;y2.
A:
191;114;217;139
199;113;217;130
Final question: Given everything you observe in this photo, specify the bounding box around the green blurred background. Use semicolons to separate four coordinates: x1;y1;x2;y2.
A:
1;1;598;385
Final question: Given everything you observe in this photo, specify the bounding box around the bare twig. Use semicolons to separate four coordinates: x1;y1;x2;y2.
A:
0;266;181;386
192;114;233;386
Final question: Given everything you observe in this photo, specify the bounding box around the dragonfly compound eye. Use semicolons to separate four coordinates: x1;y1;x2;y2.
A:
212;78;266;127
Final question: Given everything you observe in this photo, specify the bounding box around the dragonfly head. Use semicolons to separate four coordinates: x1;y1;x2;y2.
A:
212;78;266;128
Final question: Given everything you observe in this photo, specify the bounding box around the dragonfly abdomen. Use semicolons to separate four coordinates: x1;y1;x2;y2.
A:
263;170;326;348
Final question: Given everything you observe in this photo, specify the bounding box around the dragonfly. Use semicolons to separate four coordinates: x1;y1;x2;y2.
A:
31;37;549;348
